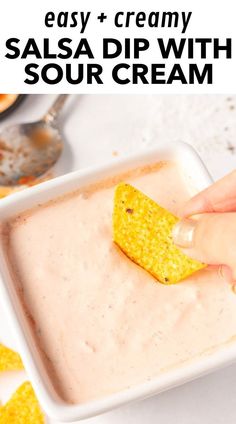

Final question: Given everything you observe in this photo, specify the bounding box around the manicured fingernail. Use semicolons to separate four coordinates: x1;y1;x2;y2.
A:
172;218;197;248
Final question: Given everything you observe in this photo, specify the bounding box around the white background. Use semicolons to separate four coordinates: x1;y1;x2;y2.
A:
0;0;235;93
0;94;236;423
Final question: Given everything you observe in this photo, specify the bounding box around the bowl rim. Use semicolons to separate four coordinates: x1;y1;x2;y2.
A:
1;141;235;423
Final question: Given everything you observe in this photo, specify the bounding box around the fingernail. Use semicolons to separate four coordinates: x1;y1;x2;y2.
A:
172;218;197;248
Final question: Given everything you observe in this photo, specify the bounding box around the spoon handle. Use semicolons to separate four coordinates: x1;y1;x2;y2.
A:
43;94;69;124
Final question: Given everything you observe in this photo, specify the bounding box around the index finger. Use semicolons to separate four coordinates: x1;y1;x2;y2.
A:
182;169;236;217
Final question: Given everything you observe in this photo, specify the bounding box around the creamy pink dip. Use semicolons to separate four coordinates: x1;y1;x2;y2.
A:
3;162;236;404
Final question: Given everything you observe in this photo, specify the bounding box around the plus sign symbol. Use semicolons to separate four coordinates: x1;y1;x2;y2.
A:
97;12;107;23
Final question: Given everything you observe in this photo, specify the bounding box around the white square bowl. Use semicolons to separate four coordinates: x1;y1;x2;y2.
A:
0;141;235;423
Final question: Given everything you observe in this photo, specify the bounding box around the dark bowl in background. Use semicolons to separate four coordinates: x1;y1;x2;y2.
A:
0;95;27;121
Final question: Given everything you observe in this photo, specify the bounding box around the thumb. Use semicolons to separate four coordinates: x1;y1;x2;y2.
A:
172;213;236;279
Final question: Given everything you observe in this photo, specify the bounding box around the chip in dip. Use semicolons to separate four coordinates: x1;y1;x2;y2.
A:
3;161;236;405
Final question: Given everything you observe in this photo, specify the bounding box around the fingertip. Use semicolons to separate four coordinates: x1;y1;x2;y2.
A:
172;219;197;248
180;194;212;218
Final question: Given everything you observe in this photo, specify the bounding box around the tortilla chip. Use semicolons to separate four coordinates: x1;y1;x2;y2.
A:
0;344;23;372
113;183;205;284
0;187;15;199
0;381;44;423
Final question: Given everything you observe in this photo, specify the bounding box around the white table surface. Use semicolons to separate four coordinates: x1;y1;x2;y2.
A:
0;94;236;423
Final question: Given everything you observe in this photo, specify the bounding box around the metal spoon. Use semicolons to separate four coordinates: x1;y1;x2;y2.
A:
0;94;69;186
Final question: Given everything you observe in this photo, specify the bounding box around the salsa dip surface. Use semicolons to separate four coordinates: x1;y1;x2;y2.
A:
2;161;236;404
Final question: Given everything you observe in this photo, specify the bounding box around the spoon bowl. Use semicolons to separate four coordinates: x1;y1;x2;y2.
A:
0;95;68;186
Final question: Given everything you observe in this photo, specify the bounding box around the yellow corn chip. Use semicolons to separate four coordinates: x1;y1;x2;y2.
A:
0;381;44;424
113;183;205;284
0;344;23;372
0;187;15;199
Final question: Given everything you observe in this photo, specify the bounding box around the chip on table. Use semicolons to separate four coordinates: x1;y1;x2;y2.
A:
0;381;44;423
0;344;23;372
113;183;205;284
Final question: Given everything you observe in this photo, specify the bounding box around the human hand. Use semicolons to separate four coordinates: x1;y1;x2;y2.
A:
172;170;236;281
